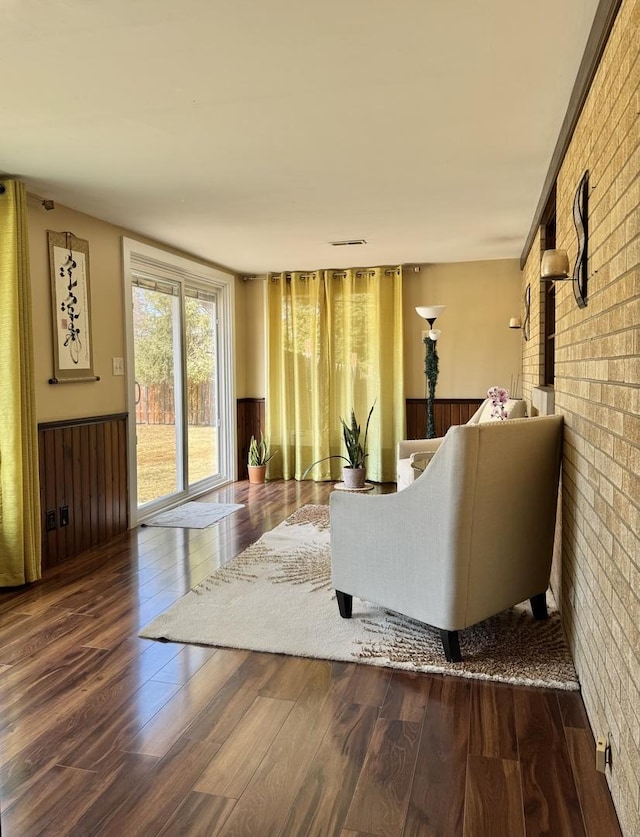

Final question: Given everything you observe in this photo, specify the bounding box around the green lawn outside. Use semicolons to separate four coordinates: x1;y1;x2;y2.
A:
136;424;218;505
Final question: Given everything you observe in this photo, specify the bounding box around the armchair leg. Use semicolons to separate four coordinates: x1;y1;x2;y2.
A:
336;590;353;619
440;629;462;663
530;592;548;620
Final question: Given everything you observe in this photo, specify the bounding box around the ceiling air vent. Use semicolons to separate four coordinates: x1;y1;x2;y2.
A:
330;239;367;246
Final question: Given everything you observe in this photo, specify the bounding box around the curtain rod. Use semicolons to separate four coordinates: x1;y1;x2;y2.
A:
27;191;56;210
269;268;401;280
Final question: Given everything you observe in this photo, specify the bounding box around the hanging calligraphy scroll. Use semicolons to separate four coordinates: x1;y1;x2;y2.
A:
48;230;97;383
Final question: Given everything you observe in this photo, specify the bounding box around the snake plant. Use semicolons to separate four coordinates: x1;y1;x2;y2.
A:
248;432;276;466
303;401;375;476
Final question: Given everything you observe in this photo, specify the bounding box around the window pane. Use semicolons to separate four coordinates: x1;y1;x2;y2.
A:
185;291;219;486
132;283;181;505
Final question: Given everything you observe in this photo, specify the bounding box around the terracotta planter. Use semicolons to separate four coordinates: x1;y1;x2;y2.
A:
342;466;366;489
248;465;267;484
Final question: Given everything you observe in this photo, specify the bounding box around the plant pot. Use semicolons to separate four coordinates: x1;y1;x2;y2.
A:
342;466;366;489
248;465;266;484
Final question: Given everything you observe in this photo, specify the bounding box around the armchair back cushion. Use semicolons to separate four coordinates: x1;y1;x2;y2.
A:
467;397;528;424
332;415;563;633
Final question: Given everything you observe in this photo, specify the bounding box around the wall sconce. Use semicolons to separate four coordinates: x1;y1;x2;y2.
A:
416;306;446;439
540;170;589;308
541;249;570;280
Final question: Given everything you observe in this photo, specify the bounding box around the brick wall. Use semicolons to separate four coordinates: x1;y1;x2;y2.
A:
522;1;639;833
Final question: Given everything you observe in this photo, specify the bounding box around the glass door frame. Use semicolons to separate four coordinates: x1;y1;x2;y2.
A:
122;238;236;527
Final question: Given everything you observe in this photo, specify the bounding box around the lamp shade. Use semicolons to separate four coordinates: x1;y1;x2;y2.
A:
541;249;570;280
415;305;446;323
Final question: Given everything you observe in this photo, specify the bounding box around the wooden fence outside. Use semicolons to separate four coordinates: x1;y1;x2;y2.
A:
135;382;216;425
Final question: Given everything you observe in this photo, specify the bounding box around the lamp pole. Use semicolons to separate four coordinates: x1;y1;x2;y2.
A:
415;305;446;440
424;332;439;438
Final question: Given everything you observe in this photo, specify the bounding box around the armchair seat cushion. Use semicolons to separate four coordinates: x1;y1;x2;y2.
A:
410;450;437;479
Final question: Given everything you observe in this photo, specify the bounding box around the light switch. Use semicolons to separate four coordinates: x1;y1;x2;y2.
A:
112;357;125;376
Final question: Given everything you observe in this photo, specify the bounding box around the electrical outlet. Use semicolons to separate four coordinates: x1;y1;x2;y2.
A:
112;357;125;376
45;510;57;532
59;506;69;527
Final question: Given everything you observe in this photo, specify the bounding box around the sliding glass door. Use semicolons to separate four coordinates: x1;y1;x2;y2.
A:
123;239;235;524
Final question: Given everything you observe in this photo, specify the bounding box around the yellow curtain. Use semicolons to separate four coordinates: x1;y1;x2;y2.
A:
0;180;41;585
266;266;404;482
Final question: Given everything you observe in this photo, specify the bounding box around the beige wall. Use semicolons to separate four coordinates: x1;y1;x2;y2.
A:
28;202;237;423
234;276;247;398
242;277;266;399
403;260;523;398
522;2;639;833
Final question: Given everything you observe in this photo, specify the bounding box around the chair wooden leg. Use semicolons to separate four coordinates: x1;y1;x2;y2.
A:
440;629;462;662
336;590;353;619
530;592;548;620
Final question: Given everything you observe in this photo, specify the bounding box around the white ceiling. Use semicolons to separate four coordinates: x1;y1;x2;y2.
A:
2;0;599;274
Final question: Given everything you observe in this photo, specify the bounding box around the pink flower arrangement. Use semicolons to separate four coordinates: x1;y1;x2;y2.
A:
487;386;509;420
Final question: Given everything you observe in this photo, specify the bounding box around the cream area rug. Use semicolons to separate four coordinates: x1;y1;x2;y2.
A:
140;505;579;689
143;502;244;529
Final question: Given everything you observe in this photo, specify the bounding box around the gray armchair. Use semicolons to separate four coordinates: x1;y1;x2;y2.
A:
330;415;563;662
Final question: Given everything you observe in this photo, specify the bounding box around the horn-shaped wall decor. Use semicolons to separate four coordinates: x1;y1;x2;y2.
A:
573;170;589;308
522;283;531;341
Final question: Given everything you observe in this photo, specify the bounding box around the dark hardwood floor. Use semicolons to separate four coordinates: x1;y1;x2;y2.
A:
0;480;621;836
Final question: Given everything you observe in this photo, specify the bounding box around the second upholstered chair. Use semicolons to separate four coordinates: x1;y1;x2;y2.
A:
396;396;528;490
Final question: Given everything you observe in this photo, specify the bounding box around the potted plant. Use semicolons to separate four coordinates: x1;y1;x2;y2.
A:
247;433;276;484
304;402;375;489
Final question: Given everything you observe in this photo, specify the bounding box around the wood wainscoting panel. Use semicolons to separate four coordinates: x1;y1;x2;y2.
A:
38;413;128;569
237;398;265;480
406;398;483;440
235;398;480;481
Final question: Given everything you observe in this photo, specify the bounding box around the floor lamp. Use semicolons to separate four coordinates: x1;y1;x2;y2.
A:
416;305;446;439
